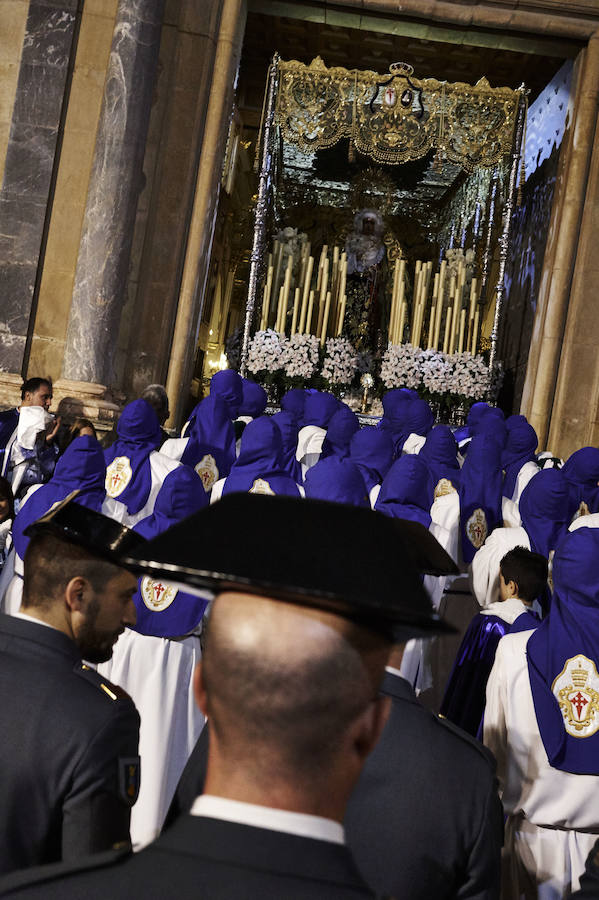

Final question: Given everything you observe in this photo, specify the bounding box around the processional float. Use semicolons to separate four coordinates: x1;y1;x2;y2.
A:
239;54;527;401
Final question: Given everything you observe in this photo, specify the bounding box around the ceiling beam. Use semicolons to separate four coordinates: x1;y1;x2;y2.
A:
248;0;585;56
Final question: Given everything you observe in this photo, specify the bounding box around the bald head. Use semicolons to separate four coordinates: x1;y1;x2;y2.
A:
200;592;391;786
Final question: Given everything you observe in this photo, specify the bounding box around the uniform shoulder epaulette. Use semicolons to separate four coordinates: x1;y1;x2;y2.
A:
74;662;133;702
434;712;497;769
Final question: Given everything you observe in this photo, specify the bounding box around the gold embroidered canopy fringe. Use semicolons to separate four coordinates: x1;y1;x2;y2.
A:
275;57;520;172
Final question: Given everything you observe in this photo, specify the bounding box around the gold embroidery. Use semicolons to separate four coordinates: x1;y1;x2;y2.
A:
105;457;132;498
553;656;599;739
249;478;275;495
466;508;487;549
140;577;178;612
194;454;219;492
434;478;456;499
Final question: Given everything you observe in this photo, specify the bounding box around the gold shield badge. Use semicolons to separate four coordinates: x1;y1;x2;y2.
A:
140;576;178;612
194;454;219;492
105;456;132;497
466;508;487;550
553;655;599;738
249;478;275;495
434;478;457;499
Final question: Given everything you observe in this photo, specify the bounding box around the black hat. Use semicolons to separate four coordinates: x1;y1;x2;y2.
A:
24;491;145;564
122;493;457;640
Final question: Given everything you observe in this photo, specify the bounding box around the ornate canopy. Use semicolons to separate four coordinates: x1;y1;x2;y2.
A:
275;57;522;172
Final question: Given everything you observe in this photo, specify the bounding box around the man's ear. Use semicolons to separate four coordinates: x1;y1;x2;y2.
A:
353;694;391;763
193;662;209;717
509;579;518;598
65;576;88;612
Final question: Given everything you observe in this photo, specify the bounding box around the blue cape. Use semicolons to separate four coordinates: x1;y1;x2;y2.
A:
238;379;267;418
348;427;394;493
304;457;369;507
419;425;461;494
132;466;209;638
104;399;162;515
519;468;576;559
181;394;236;484
561;447;599;513
459;433;504;563
14;436;107;559
223;417;300;496
302;391;339;428
453;401;490;444
501;419;538;498
374;455;433;527
528;528;599;774
441;608;539;737
377;390;412;451
320;406;360;460
271;411;303;483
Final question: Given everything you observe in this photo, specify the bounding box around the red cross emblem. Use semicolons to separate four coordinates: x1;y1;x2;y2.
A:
154;583;165;601
572;691;589;720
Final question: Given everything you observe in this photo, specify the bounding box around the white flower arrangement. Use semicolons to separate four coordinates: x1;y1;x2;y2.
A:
321;337;358;386
449;352;490;399
420;348;454;395
380;343;423;389
281;333;320;379
246;329;287;375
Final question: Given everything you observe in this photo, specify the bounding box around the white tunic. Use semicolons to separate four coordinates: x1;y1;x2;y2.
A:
113;451;181;528
484;630;599;896
471;527;531;609
295;425;326;478
510;460;539;504
401;432;426;455
98;628;205;850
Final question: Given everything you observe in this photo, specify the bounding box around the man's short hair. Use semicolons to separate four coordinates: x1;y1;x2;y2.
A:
22;531;122;611
202;597;379;781
500;546;548;603
140;385;169;423
21;377;52;401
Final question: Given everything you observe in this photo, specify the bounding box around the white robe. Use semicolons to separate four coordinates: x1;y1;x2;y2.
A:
295;425;326;478
401;432;426;455
484;630;599;897
471;527;531;609
115;451;181;528
509;460;539;505
97;628;205;850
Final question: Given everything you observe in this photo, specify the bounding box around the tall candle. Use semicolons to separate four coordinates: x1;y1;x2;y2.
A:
320;290;332;347
299;255;313;333
305;290;315;334
275;285;286;335
337;292;346;336
471;308;480;355
317;257;329;335
291;287;301;335
457;308;466;353
443;307;453;354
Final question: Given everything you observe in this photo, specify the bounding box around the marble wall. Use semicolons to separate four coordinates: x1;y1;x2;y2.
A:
0;0;79;375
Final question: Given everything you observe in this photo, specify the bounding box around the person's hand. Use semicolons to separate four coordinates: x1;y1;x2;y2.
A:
46;416;61;444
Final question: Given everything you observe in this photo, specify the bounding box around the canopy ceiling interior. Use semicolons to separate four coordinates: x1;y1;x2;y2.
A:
236;8;575;255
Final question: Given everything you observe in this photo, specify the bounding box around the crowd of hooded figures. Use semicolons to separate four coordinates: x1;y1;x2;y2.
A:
2;368;599;898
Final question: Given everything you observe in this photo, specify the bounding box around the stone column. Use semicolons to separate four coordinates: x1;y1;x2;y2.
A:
520;40;599;448
546;32;599;456
60;0;165;386
164;0;247;429
120;0;224;398
0;0;80;375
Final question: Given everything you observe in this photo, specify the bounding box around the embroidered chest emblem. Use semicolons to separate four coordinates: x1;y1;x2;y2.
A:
249;478;275;495
140;576;178;612
466;508;487;549
194;454;219;492
106;456;132;497
553;656;599;738
434;478;456;499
